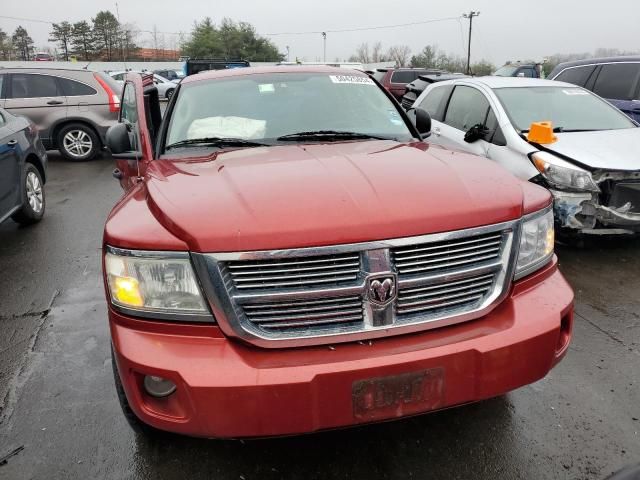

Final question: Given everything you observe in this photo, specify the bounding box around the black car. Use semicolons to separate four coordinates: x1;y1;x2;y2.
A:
0;108;48;225
401;73;469;110
548;56;640;123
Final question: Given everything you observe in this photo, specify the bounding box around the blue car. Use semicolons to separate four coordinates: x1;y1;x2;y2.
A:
549;56;640;122
0;108;48;226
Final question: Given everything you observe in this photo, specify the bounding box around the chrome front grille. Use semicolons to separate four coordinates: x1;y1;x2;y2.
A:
242;296;364;333
396;273;496;316
226;252;360;290
194;220;519;348
392;232;504;277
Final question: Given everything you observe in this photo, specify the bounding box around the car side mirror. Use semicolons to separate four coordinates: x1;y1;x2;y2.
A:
106;122;133;156
464;123;490;143
414;108;432;138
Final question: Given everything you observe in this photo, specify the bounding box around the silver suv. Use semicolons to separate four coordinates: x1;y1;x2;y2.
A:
0;68;121;161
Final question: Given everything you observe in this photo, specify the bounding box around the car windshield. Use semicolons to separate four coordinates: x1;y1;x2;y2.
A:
494;86;636;132
165;72;413;148
493;66;518;76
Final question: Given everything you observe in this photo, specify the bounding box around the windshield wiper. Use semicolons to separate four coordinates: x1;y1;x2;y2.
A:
277;131;389;141
165;137;269;150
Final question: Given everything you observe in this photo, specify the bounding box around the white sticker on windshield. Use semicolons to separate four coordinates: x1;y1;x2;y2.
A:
258;84;275;93
563;89;589;95
329;75;375;85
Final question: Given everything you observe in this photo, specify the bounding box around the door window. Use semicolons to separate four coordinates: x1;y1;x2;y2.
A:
120;83;140;152
390;71;416;84
444;86;490;131
0;74;5;98
9;74;60;98
554;65;596;87
592;63;640;100
58;77;97;96
417;86;450;121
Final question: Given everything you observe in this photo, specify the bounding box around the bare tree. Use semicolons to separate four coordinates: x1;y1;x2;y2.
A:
371;41;385;63
354;42;371;63
387;45;411;67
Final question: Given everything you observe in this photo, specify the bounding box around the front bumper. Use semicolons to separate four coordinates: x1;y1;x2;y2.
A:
551;189;640;234
110;261;574;438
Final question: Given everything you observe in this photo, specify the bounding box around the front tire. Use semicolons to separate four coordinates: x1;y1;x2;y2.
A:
166;88;175;100
57;123;100;161
12;163;45;225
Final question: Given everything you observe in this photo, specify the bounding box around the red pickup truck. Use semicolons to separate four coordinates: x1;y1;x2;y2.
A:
103;67;574;438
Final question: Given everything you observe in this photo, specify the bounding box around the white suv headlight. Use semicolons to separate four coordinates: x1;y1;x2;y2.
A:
105;247;212;321
531;151;600;192
515;208;555;280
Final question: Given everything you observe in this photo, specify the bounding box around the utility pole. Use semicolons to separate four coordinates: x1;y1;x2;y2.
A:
462;11;480;75
321;32;327;63
286;45;290;62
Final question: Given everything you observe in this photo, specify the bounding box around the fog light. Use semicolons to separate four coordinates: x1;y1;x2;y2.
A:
143;375;177;398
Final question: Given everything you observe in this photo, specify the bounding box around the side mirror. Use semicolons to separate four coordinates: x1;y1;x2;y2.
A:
464;123;490;143
414;108;432;138
106;122;133;155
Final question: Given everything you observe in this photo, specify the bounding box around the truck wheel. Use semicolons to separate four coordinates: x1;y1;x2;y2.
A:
11;163;45;225
57;123;100;161
111;347;164;439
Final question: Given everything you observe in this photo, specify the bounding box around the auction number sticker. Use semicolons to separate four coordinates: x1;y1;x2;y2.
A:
330;75;375;85
563;89;589;95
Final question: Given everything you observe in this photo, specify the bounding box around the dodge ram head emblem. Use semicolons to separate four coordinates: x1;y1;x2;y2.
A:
366;273;397;307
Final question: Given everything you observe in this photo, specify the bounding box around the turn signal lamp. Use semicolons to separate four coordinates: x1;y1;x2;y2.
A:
527;121;557;144
112;276;144;307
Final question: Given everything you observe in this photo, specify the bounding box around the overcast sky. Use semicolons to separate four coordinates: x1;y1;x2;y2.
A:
2;0;639;64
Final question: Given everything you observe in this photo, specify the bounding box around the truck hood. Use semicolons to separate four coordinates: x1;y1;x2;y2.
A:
145;141;527;252
542;128;640;171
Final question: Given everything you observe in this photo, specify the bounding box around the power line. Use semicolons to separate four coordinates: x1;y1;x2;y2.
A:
262;16;461;36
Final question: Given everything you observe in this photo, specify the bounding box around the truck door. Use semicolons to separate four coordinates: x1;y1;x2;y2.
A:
112;73;160;190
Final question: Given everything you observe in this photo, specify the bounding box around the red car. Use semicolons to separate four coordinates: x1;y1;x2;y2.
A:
373;68;443;101
103;67;574;438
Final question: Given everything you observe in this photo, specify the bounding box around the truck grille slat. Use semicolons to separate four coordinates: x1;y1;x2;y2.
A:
242;296;364;332
226;253;360;291
393;233;503;256
396;295;485;315
393;238;502;261
398;275;495;301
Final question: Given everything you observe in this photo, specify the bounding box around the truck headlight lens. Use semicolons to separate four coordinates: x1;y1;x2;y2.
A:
531;151;599;192
515;208;555;280
105;248;211;319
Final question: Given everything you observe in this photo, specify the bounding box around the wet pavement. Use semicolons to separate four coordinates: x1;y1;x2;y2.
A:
1;153;639;479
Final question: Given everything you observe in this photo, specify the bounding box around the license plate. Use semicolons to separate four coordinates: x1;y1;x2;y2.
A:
352;368;445;421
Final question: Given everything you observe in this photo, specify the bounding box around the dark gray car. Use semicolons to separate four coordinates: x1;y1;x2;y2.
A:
0;107;48;225
0;68;120;161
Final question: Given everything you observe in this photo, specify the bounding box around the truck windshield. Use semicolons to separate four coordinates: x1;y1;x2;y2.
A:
494;86;636;132
165;72;413;148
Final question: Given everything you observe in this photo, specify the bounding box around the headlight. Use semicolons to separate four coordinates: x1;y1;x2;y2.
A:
515;208;555;280
105;247;212;321
531;151;599;192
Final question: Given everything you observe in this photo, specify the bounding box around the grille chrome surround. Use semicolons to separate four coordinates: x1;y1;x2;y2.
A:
191;219;521;348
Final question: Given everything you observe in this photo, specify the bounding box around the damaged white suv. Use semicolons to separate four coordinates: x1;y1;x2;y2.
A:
413;77;640;235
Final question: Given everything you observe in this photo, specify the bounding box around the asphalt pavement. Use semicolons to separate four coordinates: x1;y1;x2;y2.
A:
1;152;639;479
